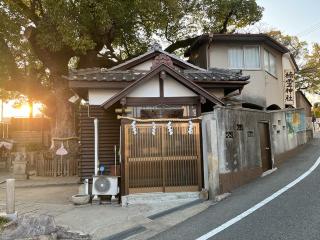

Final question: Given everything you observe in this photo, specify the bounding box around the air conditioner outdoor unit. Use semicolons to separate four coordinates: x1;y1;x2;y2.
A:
92;176;119;196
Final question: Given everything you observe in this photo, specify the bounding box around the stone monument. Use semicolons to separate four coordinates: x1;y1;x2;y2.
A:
13;150;28;180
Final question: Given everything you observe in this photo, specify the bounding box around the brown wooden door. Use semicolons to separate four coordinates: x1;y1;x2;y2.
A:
124;122;202;194
258;122;272;172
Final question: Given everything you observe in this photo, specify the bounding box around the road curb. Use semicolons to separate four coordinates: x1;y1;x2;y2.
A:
148;199;204;220
101;225;147;240
0;182;79;188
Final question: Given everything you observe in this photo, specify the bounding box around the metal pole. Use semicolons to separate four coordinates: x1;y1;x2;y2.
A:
119;126;122;164
92;118;100;202
94;118;99;176
114;145;117;176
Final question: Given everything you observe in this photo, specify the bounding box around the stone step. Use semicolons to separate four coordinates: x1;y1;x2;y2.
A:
122;192;200;206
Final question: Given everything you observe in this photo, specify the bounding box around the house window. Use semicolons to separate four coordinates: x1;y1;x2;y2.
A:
264;50;276;76
228;48;243;69
228;46;260;69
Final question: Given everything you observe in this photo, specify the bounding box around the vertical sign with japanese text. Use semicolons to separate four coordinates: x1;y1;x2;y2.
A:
284;70;295;106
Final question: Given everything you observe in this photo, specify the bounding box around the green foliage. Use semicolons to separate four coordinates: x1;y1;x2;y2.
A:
0;0;48;103
313;108;320;118
0;0;264;134
297;44;320;94
201;0;263;33
312;103;320;117
0;216;9;231
265;31;320;95
267;30;308;63
1;0;264;73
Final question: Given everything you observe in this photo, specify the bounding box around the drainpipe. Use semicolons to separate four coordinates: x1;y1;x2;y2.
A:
207;34;214;70
86;103;99;176
94;118;99;176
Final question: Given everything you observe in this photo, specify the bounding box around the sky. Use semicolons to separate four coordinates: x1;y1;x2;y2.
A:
256;0;320;45
256;0;320;104
0;101;42;120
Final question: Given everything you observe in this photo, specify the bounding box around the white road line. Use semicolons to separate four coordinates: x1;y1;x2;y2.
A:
196;155;320;240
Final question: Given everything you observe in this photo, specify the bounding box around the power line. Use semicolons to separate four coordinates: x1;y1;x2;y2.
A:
296;21;320;37
296;21;320;35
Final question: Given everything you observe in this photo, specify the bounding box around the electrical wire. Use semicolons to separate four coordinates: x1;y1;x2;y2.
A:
296;21;320;37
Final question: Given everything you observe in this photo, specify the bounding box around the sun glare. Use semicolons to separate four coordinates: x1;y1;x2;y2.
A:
2;102;43;118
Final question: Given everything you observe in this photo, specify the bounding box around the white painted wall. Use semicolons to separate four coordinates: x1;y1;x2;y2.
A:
132;60;153;70
130;58;183;71
263;44;285;109
88;89;119;105
127;76;160;97
282;53;297;71
163;76;197;97
88;74;200;103
208;42;288;109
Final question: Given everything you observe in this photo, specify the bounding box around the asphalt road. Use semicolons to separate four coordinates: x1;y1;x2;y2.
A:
150;137;320;240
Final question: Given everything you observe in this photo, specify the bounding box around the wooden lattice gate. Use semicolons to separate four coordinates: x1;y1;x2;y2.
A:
124;122;202;194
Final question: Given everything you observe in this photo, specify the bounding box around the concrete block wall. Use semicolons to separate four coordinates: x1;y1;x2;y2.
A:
269;108;307;164
202;107;308;198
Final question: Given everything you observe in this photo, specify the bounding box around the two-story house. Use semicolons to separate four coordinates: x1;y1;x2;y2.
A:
185;34;299;110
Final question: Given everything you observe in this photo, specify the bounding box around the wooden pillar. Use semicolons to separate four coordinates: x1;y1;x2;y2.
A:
120;122;125;196
119;98;128;196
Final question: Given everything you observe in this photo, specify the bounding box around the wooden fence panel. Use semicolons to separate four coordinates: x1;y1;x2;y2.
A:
35;152;78;177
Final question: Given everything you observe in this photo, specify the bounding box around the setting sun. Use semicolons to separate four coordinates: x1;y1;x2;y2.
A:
2;102;43;118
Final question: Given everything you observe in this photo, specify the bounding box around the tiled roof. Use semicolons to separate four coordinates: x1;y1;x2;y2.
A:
68;69;146;82
183;68;249;81
67;67;249;82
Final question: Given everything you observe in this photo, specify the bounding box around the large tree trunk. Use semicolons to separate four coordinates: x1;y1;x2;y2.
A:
51;75;75;137
25;27;76;137
50;75;79;176
24;27;79;175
